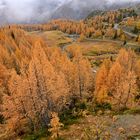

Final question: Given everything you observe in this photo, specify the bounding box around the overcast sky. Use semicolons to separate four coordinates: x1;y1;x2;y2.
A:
0;0;139;24
0;0;68;23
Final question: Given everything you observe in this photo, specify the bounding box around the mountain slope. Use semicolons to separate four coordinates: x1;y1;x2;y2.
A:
51;0;140;20
51;0;108;20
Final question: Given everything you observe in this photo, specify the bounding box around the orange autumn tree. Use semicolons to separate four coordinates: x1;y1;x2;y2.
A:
135;60;140;89
0;64;9;124
50;46;94;99
48;112;63;139
95;59;112;103
2;70;32;135
78;33;86;42
72;46;94;98
2;41;69;134
49;47;78;97
95;49;138;110
108;49;138;110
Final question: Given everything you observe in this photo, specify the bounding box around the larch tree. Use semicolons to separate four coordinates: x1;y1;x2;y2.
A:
108;62;137;110
78;33;86;42
73;49;94;98
28;41;69;120
0;64;9;124
49;47;78;98
2;41;70;134
95;59;112;103
135;60;140;89
95;49;138;109
108;49;138;110
48;112;63;139
2;70;32;135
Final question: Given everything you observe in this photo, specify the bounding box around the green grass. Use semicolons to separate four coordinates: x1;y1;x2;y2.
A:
23;129;49;140
56;137;66;140
124;108;140;115
31;30;72;48
0;115;4;124
59;102;88;129
60;111;80;130
127;135;140;140
42;31;72;47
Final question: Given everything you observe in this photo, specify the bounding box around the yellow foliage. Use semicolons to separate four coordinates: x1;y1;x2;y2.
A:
48;112;63;139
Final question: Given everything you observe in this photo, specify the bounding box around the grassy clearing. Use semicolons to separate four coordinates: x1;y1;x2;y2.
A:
66;40;120;68
32;30;72;48
69;41;120;56
123;108;140;115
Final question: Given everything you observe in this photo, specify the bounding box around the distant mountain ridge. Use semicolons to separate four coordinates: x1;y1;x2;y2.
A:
51;0;140;20
51;0;108;20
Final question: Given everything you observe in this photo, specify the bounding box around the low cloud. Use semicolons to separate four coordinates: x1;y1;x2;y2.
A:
0;0;66;24
0;0;139;24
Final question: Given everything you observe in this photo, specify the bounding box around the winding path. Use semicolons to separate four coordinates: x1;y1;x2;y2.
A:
114;24;138;38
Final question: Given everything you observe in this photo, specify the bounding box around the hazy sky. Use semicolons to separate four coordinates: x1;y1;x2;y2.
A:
0;0;139;24
0;0;66;22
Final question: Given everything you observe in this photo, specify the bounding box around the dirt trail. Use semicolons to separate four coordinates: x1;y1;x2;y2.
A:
114;24;137;38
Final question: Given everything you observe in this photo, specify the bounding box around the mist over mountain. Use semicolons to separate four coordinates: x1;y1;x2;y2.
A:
0;0;66;24
51;0;108;20
0;0;139;24
51;0;140;20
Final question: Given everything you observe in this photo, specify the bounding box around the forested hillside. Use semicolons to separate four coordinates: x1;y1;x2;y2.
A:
0;3;140;140
20;6;140;44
